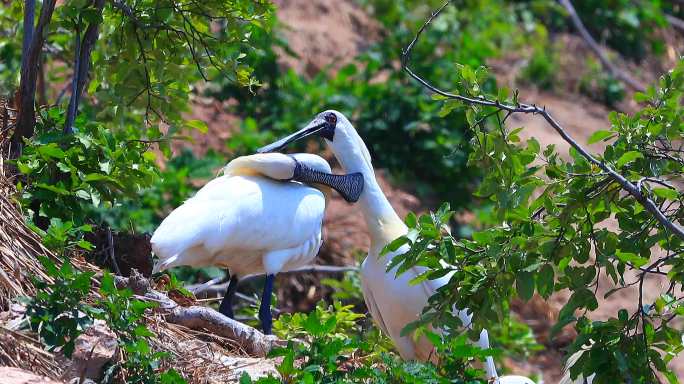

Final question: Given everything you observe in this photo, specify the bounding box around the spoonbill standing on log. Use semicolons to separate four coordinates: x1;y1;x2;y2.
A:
151;152;363;334
258;110;535;383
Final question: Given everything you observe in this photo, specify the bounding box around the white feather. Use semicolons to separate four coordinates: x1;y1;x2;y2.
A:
151;154;328;278
314;110;535;383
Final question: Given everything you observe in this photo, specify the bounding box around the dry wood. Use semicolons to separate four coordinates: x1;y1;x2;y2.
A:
666;14;684;32
117;271;282;358
167;306;281;357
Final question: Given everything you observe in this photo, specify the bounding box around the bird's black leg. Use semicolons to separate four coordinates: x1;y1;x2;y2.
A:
258;274;275;334
218;273;239;319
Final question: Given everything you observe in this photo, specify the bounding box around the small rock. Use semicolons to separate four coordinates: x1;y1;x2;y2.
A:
0;367;63;384
220;356;279;382
10;303;26;315
63;320;118;381
5;303;27;330
127;269;151;295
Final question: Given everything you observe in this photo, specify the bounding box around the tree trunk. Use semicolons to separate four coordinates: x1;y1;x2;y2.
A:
12;0;57;157
64;0;106;134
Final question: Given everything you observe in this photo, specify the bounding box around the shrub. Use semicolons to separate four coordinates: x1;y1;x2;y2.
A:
392;13;684;379
24;257;95;357
15;106;157;236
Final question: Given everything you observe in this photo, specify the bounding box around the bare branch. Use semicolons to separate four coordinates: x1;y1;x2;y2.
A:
64;25;82;134
21;0;35;73
559;0;646;92
666;14;684;33
167;306;280;357
401;1;684;242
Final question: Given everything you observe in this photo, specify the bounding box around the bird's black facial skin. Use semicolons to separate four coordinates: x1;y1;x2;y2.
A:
319;112;337;141
256;113;337;153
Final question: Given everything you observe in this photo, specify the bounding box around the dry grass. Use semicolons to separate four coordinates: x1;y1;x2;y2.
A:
0;97;58;310
0;98;270;383
150;317;255;383
0;327;63;378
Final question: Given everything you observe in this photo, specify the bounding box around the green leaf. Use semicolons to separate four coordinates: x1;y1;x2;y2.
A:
587;130;614;144
381;236;408;256
35;183;70;195
615;251;648;267
526;137;540;154
75;190;90;200
652;187;678;200
516;271;535;301
159;369;186;384
239;372;253;384
134;325;155;338
80;8;103;24
404;212;417;228
537;264;554;298
185;119;209;133
37;144;65;159
100;273;115;295
616;151;643;167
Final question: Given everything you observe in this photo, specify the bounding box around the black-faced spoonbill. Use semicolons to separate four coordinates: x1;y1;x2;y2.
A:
151;152;363;334
258;110;536;383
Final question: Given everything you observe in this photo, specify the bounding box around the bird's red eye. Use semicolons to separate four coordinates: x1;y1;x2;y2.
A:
325;112;337;126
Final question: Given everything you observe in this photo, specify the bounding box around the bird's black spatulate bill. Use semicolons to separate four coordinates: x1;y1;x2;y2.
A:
257;121;327;153
291;160;364;203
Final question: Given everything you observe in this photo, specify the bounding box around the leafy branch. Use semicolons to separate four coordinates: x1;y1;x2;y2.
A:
401;0;684;242
391;1;684;381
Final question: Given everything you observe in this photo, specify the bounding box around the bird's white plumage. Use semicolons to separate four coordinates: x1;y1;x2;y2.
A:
151;153;329;277
317;110;476;361
497;376;537;384
361;242;451;362
309;110;534;383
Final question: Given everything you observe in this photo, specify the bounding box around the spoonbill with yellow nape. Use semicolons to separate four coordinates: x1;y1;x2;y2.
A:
151;152;363;334
258;110;534;383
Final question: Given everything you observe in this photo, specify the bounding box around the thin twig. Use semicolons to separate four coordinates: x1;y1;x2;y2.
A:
559;0;646;92
401;1;684;242
666;14;684;33
107;228;121;275
189;265;359;297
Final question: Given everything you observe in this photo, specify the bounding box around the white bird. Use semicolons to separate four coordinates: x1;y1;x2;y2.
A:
151;152;363;333
258;110;535;383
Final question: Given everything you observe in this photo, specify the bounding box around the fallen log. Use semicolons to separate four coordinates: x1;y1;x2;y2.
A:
167;306;280;357
115;271;282;357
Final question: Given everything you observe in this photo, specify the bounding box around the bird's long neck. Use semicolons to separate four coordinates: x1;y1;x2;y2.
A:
331;137;407;256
